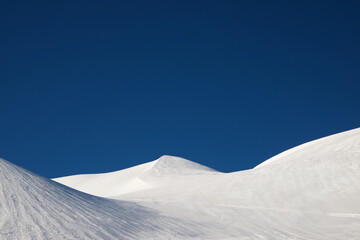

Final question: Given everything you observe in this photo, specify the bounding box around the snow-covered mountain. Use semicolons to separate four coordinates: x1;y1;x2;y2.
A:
0;158;213;239
1;128;360;239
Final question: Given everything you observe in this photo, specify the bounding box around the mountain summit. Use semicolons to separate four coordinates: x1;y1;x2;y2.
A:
143;155;218;176
54;155;218;198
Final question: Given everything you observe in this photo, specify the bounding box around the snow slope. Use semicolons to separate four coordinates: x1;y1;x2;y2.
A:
54;155;217;197
54;127;360;239
0;158;221;239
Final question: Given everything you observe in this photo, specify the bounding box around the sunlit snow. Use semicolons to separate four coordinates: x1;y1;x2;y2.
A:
1;128;360;239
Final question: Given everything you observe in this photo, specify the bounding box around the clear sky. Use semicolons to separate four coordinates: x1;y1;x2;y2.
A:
1;1;359;178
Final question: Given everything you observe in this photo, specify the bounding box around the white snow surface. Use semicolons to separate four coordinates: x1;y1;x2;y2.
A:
54;155;217;197
0;158;213;239
2;128;360;239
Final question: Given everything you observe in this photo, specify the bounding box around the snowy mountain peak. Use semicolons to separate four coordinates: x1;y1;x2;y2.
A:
145;155;218;176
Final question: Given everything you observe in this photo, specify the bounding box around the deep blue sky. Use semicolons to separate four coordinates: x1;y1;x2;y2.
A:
1;1;359;178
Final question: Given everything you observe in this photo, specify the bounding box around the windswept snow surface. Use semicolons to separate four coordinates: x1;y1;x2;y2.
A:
0;158;219;239
2;128;360;239
54;128;360;239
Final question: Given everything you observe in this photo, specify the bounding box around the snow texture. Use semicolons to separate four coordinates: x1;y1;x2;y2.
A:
2;128;360;239
0;159;216;239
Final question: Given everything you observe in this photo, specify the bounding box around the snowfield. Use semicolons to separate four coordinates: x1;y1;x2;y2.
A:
2;128;360;239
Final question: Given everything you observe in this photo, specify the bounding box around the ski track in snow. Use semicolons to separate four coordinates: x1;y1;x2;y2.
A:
2;128;360;239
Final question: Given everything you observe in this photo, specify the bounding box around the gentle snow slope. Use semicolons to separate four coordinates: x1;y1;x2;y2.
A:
54;155;217;197
0;158;217;240
54;128;360;239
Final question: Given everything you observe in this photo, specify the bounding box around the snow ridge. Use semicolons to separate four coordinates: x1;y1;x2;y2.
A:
255;127;360;169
